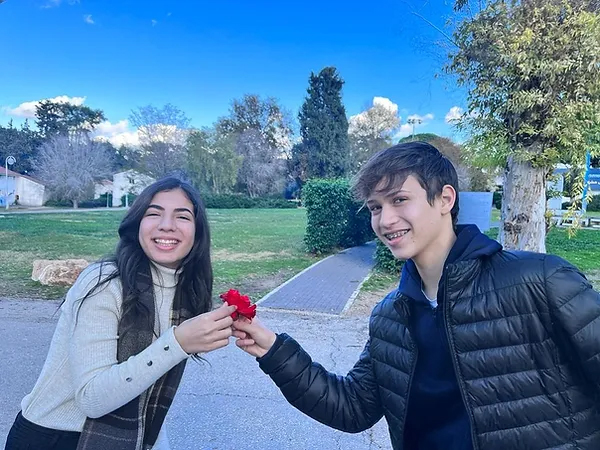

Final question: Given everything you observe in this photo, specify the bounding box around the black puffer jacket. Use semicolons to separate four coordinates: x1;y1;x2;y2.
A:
258;238;600;449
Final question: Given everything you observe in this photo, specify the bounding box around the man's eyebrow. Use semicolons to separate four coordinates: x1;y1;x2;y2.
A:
374;188;410;197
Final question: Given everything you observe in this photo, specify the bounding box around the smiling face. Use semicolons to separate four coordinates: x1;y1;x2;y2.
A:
367;175;456;264
138;188;196;269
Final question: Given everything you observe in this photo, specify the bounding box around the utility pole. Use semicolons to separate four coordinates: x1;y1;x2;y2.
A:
5;155;16;210
407;118;423;140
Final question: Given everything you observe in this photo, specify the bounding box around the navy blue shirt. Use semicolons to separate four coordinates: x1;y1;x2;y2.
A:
400;225;502;450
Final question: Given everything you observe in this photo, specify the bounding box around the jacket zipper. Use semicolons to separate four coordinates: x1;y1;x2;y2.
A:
396;293;419;448
443;272;480;450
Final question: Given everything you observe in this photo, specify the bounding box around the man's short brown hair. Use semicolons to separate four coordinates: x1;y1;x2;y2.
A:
352;141;460;225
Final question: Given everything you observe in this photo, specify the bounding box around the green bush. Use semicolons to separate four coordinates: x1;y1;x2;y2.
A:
340;201;374;248
201;193;297;209
302;178;373;253
203;194;253;208
375;238;403;274
587;195;600;212
44;199;72;207
79;193;112;209
121;193;137;207
303;179;349;253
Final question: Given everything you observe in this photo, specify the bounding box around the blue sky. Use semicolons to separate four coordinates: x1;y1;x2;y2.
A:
0;0;466;145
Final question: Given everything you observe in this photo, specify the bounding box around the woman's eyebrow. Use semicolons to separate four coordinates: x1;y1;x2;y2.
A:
147;205;193;215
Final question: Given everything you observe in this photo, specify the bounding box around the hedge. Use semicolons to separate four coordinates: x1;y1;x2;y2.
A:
302;178;373;254
375;239;403;274
202;193;297;209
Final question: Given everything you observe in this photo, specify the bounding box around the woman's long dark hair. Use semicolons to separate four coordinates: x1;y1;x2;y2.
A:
80;177;213;337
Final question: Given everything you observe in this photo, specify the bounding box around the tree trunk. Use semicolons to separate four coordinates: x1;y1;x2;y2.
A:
499;155;546;252
73;199;79;209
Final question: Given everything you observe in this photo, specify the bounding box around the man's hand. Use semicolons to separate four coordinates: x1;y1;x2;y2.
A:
232;317;276;358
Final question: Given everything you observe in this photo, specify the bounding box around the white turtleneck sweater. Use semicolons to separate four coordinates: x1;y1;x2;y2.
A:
20;261;189;446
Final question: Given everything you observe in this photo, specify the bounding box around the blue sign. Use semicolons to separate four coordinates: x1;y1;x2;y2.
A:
588;169;600;192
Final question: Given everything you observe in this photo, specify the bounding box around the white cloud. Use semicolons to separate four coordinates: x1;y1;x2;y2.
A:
151;19;158;26
3;95;86;118
445;106;463;124
372;97;398;115
42;0;79;8
348;96;399;130
93;120;140;147
83;14;94;24
95;120;129;136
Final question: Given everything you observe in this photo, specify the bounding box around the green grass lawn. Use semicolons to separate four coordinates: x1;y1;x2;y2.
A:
491;208;500;223
3;207;600;302
484;227;600;272
0;208;317;300
490;207;600;223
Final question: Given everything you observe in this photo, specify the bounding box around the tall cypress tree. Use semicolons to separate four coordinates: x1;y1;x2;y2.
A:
296;67;349;179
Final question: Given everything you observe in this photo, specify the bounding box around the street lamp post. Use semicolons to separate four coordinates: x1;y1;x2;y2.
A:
407;118;423;140
5;155;16;210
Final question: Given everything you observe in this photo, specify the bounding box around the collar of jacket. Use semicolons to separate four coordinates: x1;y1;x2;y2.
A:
392;258;483;323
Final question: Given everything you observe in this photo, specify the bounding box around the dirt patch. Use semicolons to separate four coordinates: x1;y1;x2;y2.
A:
211;249;290;262
343;283;397;317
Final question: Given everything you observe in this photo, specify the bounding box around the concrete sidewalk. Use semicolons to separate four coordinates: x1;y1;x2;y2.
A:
0;298;391;450
0;207;128;215
258;242;377;315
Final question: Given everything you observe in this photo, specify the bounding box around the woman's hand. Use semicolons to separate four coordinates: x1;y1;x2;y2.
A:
232;317;276;358
174;303;236;354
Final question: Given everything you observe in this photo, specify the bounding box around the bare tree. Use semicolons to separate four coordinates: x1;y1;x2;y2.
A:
33;134;112;208
129;104;190;177
236;129;285;197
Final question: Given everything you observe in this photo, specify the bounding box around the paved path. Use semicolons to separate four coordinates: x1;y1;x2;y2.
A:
0;207;127;215
258;242;377;315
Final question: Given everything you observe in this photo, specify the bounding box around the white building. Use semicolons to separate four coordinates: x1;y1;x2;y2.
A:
94;170;155;207
0;167;48;207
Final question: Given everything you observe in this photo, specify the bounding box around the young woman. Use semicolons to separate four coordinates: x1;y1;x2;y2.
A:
5;177;236;450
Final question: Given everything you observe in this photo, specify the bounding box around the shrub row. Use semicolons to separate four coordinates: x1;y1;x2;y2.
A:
202;193;297;209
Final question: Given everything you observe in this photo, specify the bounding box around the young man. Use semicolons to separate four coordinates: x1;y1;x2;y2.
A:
233;141;600;450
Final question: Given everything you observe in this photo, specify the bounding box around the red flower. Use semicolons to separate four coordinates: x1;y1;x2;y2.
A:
219;289;256;320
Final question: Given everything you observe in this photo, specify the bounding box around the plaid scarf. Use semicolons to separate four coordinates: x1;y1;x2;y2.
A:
77;267;189;450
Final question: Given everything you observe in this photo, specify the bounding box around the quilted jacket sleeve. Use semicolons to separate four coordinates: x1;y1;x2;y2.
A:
545;254;600;384
257;333;383;433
